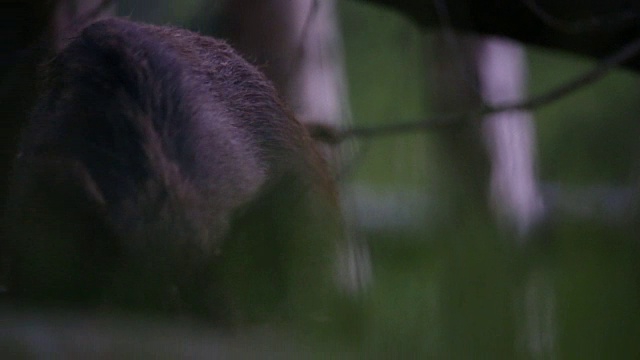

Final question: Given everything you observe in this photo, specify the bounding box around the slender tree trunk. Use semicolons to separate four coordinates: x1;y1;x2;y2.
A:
220;0;371;295
477;39;544;237
476;39;556;358
428;33;549;357
219;0;349;157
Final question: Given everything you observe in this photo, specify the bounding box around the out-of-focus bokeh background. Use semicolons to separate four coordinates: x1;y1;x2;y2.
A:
3;0;640;358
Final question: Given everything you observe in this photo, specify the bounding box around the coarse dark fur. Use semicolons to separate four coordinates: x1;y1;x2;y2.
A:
3;18;341;323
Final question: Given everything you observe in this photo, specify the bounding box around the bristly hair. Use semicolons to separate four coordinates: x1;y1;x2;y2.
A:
5;18;342;323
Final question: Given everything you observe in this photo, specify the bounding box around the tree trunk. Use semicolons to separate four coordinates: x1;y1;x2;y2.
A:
428;33;548;357
219;0;371;295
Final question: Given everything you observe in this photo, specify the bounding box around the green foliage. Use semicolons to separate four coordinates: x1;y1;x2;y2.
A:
530;50;640;184
339;1;640;358
8;1;638;357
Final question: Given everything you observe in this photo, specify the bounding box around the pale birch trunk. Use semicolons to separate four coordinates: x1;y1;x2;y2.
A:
430;33;553;357
476;39;556;358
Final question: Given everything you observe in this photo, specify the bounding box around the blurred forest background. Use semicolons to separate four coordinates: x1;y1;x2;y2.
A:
3;0;640;358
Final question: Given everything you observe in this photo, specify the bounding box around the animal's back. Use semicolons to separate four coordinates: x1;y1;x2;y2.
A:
4;18;340;322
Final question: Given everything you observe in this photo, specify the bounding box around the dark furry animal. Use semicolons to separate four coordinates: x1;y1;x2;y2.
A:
3;18;341;322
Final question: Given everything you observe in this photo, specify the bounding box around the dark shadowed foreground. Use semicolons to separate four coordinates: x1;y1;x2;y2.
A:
2;17;343;327
0;305;341;358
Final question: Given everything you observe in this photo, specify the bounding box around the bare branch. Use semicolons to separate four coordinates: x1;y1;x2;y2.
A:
490;35;640;112
309;35;640;145
520;0;639;34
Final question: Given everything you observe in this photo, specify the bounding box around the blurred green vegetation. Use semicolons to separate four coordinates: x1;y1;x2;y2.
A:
337;1;640;358
530;50;640;184
339;2;431;189
40;1;636;357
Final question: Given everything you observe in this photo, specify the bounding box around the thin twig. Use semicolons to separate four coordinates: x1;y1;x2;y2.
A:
311;35;640;145
521;0;639;34
490;35;640;112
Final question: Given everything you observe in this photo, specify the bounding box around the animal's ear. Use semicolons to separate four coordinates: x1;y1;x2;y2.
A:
5;154;116;304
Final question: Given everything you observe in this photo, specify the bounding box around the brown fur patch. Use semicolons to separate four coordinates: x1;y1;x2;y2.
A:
4;18;341;323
